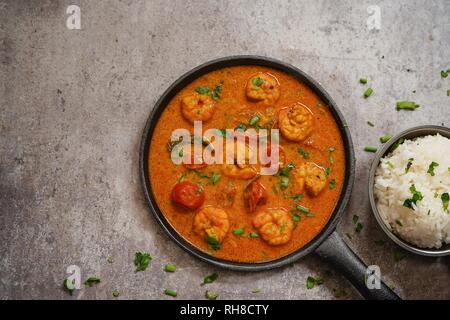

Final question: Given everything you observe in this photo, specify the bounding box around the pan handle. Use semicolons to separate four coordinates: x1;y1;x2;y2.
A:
315;231;400;300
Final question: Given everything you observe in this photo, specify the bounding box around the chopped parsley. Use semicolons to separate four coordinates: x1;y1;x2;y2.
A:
380;134;392;144
205;291;219;300
195;80;224;101
442;193;449;212
202;273;219;285
134;252;152;272
232;228;245;236
252;76;264;87
363;87;373;98
211;172;221;185
427;161;439;176
403;184;423;210
360;78;368;84
84;277;101;287
292;214;301;222
297;147;310;159
164;264;177;272
396;101;420;111
329;179;336;189
389;138;405;152
306;276;324;289
367;121;375;127
205;235;221;251
403;158;414;174
249;232;259;238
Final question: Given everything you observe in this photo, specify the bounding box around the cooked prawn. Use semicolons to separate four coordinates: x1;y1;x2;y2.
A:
291;162;327;196
181;93;215;123
193;206;230;243
246;73;280;106
278;103;314;142
252;208;294;245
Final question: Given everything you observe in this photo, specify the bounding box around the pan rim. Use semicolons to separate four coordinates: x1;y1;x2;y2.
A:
139;55;356;271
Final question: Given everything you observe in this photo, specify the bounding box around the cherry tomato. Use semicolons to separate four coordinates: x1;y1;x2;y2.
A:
171;181;205;210
244;181;268;212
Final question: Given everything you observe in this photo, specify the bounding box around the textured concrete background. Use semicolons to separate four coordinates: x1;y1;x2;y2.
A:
1;0;449;300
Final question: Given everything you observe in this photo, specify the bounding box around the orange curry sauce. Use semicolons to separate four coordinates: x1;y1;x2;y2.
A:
149;66;345;263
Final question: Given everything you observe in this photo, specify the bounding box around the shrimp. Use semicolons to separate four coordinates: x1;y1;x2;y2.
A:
252;208;294;245
181;93;215;123
222;140;258;180
193;206;230;243
291;162;327;196
246;73;280;106
278;103;314;142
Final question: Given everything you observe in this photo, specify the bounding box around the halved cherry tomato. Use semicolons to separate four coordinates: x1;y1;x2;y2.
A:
244;181;268;212
171;181;205;210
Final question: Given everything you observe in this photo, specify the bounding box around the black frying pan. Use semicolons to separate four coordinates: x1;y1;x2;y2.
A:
139;56;400;300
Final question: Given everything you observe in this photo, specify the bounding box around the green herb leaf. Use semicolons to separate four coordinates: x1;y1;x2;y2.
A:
205;290;219;300
389;138;404;152
211;172;221;185
394;251;406;262
252;77;264;87
364;87;373;98
306;276;323;289
427;161;439;176
395;219;403;227
387;161;394;169
297;204;310;214
403;184;423;210
164;264;177;273
134;252;152;272
205;235;221;251
112;290;120;298
164;289;177;297
352;215;359;224
380;134;392;144
292;214;301;222
249;232;259;238
367;121;375;127
442;193;449;212
249;114;261;126
364;146;377;153
297;147;310;159
252;288;261;293
84;277;101;287
396;101;420;111
64;278;75;295
403;158;414;174
279;163;295;177
202;273;219;285
232;228;245;236
441;70;449;78
324;167;331;177
329;179;336;189
360;78;368;84
355;222;363;233
235;123;247;131
195;86;210;94
279;176;289;190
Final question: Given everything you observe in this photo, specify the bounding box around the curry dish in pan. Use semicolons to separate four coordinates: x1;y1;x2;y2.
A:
149;66;345;263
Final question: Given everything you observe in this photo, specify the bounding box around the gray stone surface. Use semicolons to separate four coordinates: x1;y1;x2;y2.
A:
0;0;449;300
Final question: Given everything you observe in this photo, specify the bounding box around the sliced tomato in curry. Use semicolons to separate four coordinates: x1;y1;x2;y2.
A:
244;181;268;212
171;181;205;210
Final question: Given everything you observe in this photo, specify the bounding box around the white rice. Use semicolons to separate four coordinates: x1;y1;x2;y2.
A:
374;134;450;249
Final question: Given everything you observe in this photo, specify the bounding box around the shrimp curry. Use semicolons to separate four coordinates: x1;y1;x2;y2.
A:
149;66;345;263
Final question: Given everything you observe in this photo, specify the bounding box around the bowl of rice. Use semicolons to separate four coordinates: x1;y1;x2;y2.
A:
369;125;450;256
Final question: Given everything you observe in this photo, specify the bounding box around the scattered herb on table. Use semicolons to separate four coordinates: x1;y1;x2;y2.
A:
352;215;359;224
346;233;352;240
394;251;406;262
427;161;439;176
164;289;177;297
441;69;450;78
355;222;363;233
164;264;177;273
367;121;375;127
64;278;75;295
112;290;120;298
84;277;101;287
380;134;392;143
306;276;324;289
396;101;420;111
134;252;152;272
364;146;377;153
202;273;219;285
395;219;403;227
360;78;368;84
252;288;261;293
333;289;348;298
107;257;113;264
447;89;450;97
205;291;219;300
364;87;373;98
